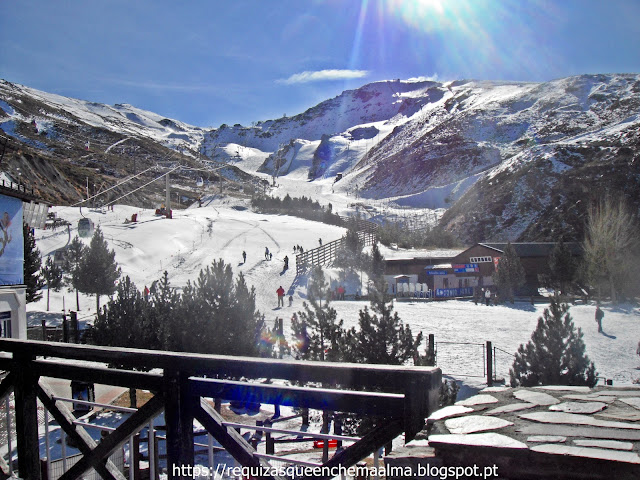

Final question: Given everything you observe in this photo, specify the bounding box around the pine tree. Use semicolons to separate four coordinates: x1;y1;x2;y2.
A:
23;224;44;303
370;241;386;280
42;256;63;311
347;276;423;365
335;223;364;282
492;242;525;303
64;236;86;311
548;239;577;295
173;259;261;356
293;266;347;361
510;297;597;387
76;227;121;312
92;276;158;407
149;271;181;351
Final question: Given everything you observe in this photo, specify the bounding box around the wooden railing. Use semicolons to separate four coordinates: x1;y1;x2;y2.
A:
295;218;379;276
0;339;441;480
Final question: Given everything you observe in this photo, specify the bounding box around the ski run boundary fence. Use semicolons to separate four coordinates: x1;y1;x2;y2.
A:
295;217;379;276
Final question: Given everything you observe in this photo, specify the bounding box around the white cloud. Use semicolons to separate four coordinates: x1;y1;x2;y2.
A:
278;69;369;85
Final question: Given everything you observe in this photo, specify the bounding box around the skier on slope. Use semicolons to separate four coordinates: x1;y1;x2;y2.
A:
277;286;285;307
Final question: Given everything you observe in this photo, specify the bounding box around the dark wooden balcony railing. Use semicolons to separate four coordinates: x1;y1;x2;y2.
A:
0;339;441;480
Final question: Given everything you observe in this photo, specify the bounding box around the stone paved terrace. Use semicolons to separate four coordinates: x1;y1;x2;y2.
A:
385;385;640;479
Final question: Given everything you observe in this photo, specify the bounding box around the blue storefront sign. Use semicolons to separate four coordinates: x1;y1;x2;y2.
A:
427;270;447;275
435;287;474;298
453;263;479;273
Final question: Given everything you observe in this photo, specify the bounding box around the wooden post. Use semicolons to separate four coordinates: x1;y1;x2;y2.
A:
428;334;435;366
322;412;330;463
334;415;343;449
62;315;68;343
164;370;194;480
41;319;46;342
14;354;41;480
133;434;141;480
70;312;78;344
265;420;274;455
486;341;493;387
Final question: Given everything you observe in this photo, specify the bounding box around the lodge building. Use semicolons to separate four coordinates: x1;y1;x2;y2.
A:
384;242;582;299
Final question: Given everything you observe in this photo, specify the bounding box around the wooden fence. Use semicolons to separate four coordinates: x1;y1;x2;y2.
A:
295;217;379;276
0;339;441;480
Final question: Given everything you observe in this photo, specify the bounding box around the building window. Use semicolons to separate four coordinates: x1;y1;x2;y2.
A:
0;312;10;338
2;319;11;338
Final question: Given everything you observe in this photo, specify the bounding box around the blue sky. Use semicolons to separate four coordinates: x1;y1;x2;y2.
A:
1;0;639;128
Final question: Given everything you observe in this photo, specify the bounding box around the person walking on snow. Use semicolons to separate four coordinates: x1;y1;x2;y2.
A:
242;251;246;263
265;247;270;260
284;255;289;269
484;288;491;306
595;304;604;333
277;286;285;307
288;295;293;307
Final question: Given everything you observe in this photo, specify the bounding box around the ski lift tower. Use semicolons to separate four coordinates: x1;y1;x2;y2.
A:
165;170;171;218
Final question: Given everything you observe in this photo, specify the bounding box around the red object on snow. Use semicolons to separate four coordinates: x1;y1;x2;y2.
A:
313;439;338;449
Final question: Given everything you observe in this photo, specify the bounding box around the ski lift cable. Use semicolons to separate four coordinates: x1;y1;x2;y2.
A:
57;148;177;212
62;164;160;210
105;165;182;206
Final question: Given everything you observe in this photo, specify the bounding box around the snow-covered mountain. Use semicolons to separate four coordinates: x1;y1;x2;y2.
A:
2;74;639;243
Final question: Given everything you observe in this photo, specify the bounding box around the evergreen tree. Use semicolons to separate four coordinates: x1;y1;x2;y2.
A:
42;256;63;311
369;241;386;280
93;276;160;350
172;259;261;356
76;227;121;311
510;297;597;387
64;236;86;311
293;266;347;361
149;271;181;351
548;239;577;295
92;276;159;407
335;223;364;282
23;224;44;303
347;276;422;365
492;242;525;303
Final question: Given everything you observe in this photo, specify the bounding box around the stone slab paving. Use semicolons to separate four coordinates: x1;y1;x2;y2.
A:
485;402;537;415
513;389;560;405
444;415;513;434
391;385;640;479
549;401;608;414
454;394;498;406
619;397;640;410
530;444;640;463
519;411;640;429
526;435;567;443
573;439;634;451
427;405;473;421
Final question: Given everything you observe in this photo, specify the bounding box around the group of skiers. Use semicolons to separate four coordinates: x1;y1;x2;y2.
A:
293;245;304;254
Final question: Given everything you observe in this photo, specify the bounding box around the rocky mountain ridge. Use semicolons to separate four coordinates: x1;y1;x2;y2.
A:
1;74;638;243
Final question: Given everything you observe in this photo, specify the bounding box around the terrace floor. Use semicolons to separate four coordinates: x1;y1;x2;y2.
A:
386;385;640;479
